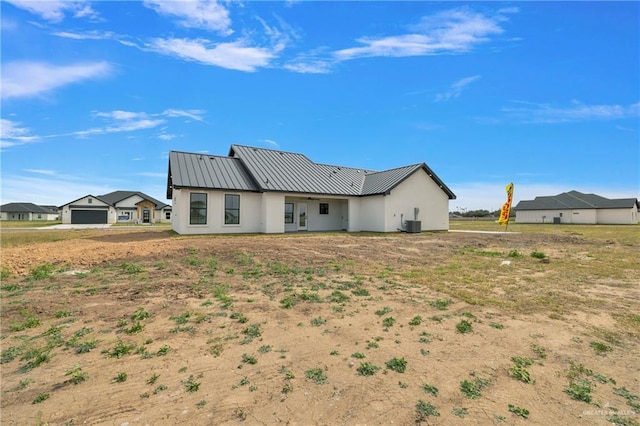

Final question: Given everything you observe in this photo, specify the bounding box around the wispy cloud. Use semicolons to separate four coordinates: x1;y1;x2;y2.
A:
435;75;481;102
52;30;117;40
143;0;232;35
24;169;56;176
3;0;98;22
287;7;516;74
263;139;280;148
0;174;115;205
0;119;39;148
502;100;640;124
136;172;166;178
148;37;280;72
1;61;112;99
163;109;206;123
334;8;513;61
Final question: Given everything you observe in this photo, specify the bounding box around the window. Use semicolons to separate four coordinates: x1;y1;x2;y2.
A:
319;203;329;215
37;214;42;219
225;194;240;225
165;211;171;220
88;198;92;204
284;203;294;223
190;193;207;224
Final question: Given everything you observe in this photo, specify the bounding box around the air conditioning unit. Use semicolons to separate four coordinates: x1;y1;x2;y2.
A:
406;220;421;233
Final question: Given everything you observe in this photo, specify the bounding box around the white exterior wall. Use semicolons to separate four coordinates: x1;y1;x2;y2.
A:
283;196;347;232
597;207;639;224
515;208;638;225
61;196;114;224
262;193;285;233
358;195;385;231
383;170;450;232
172;189;263;234
0;212;58;221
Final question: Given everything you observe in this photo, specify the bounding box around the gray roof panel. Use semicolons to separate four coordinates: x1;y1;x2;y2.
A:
167;145;456;199
514;190;639;210
0;203;58;214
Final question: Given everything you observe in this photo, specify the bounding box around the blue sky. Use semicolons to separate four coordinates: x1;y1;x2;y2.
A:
1;1;638;211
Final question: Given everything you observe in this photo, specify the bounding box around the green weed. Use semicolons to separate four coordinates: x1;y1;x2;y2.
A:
356;362;380;376
183;375;201;392
422;384;439;396
408;316;422;326
452;407;468;418
105;340;135;358
30;263;55;280
32;393;50;404
120;262;144;274
460;377;491;399
564;380;592;403
382;317;396;327
508;404;530;418
429;299;452;310
351;352;366;359
589;341;612;356
385;357;407;373
415;400;440;421
65;364;88;384
375;306;392;316
113;372;128;383
241;353;257;365
456;319;473;334
305;368;328;384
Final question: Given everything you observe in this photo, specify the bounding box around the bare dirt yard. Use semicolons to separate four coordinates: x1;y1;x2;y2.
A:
1;224;639;425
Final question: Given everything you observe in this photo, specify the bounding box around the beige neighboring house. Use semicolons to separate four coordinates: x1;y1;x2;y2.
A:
0;203;59;221
513;190;639;225
60;191;171;225
166;145;456;234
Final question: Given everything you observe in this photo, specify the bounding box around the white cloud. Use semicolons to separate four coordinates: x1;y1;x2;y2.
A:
150;38;276;72
143;0;232;35
24;169;56;176
502;101;640;124
158;133;177;141
148;37;278;72
0;118;39;148
263;139;280;148
1;61;112;99
3;0;98;22
435;75;481;102
52;30;117;40
136;172;166;178
162;109;206;123
333;7;510;61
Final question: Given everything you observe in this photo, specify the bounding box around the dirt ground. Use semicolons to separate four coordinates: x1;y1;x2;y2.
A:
1;228;639;425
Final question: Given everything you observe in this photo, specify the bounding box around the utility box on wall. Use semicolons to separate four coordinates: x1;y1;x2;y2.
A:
406;220;421;233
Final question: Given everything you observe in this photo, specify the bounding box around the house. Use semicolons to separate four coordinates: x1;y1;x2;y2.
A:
60;191;172;225
0;203;59;221
513;190;639;224
166;145;456;234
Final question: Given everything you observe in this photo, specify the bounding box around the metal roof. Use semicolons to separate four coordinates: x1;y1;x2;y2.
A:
0;203;58;214
168;151;259;198
167;145;456;199
514;190;639;210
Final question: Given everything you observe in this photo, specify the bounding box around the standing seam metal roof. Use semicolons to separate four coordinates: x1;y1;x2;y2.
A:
167;145;456;199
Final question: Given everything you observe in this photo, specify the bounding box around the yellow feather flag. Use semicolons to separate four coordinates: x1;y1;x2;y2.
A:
498;183;514;226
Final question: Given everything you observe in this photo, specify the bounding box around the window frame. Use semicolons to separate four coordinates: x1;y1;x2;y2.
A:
319;203;329;215
189;193;207;225
284;203;294;224
224;193;241;225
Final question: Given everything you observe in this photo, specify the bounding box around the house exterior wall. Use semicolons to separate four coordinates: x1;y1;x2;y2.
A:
597;207;639;224
283;196;347;232
383;170;450;232
172;188;263;234
262;193;285;233
61;196;116;224
516;208;638;225
0;212;58;221
358;196;385;231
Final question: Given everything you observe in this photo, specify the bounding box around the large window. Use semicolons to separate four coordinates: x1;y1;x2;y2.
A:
190;193;207;225
225;194;240;225
284;203;294;223
319;203;329;215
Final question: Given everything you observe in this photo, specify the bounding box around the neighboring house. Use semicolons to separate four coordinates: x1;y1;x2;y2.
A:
513;190;639;225
167;145;456;234
60;191;172;225
0;203;59;221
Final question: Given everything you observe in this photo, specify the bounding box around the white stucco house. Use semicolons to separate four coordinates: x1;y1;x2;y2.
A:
60;191;172;224
513;190;639;224
0;203;59;221
166;145;456;234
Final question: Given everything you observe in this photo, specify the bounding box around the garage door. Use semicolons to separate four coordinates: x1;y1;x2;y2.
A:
71;210;108;224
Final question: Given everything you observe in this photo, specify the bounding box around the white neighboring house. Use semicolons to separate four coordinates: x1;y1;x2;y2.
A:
513;190;639;225
166;145;456;234
0;203;59;221
60;191;172;225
